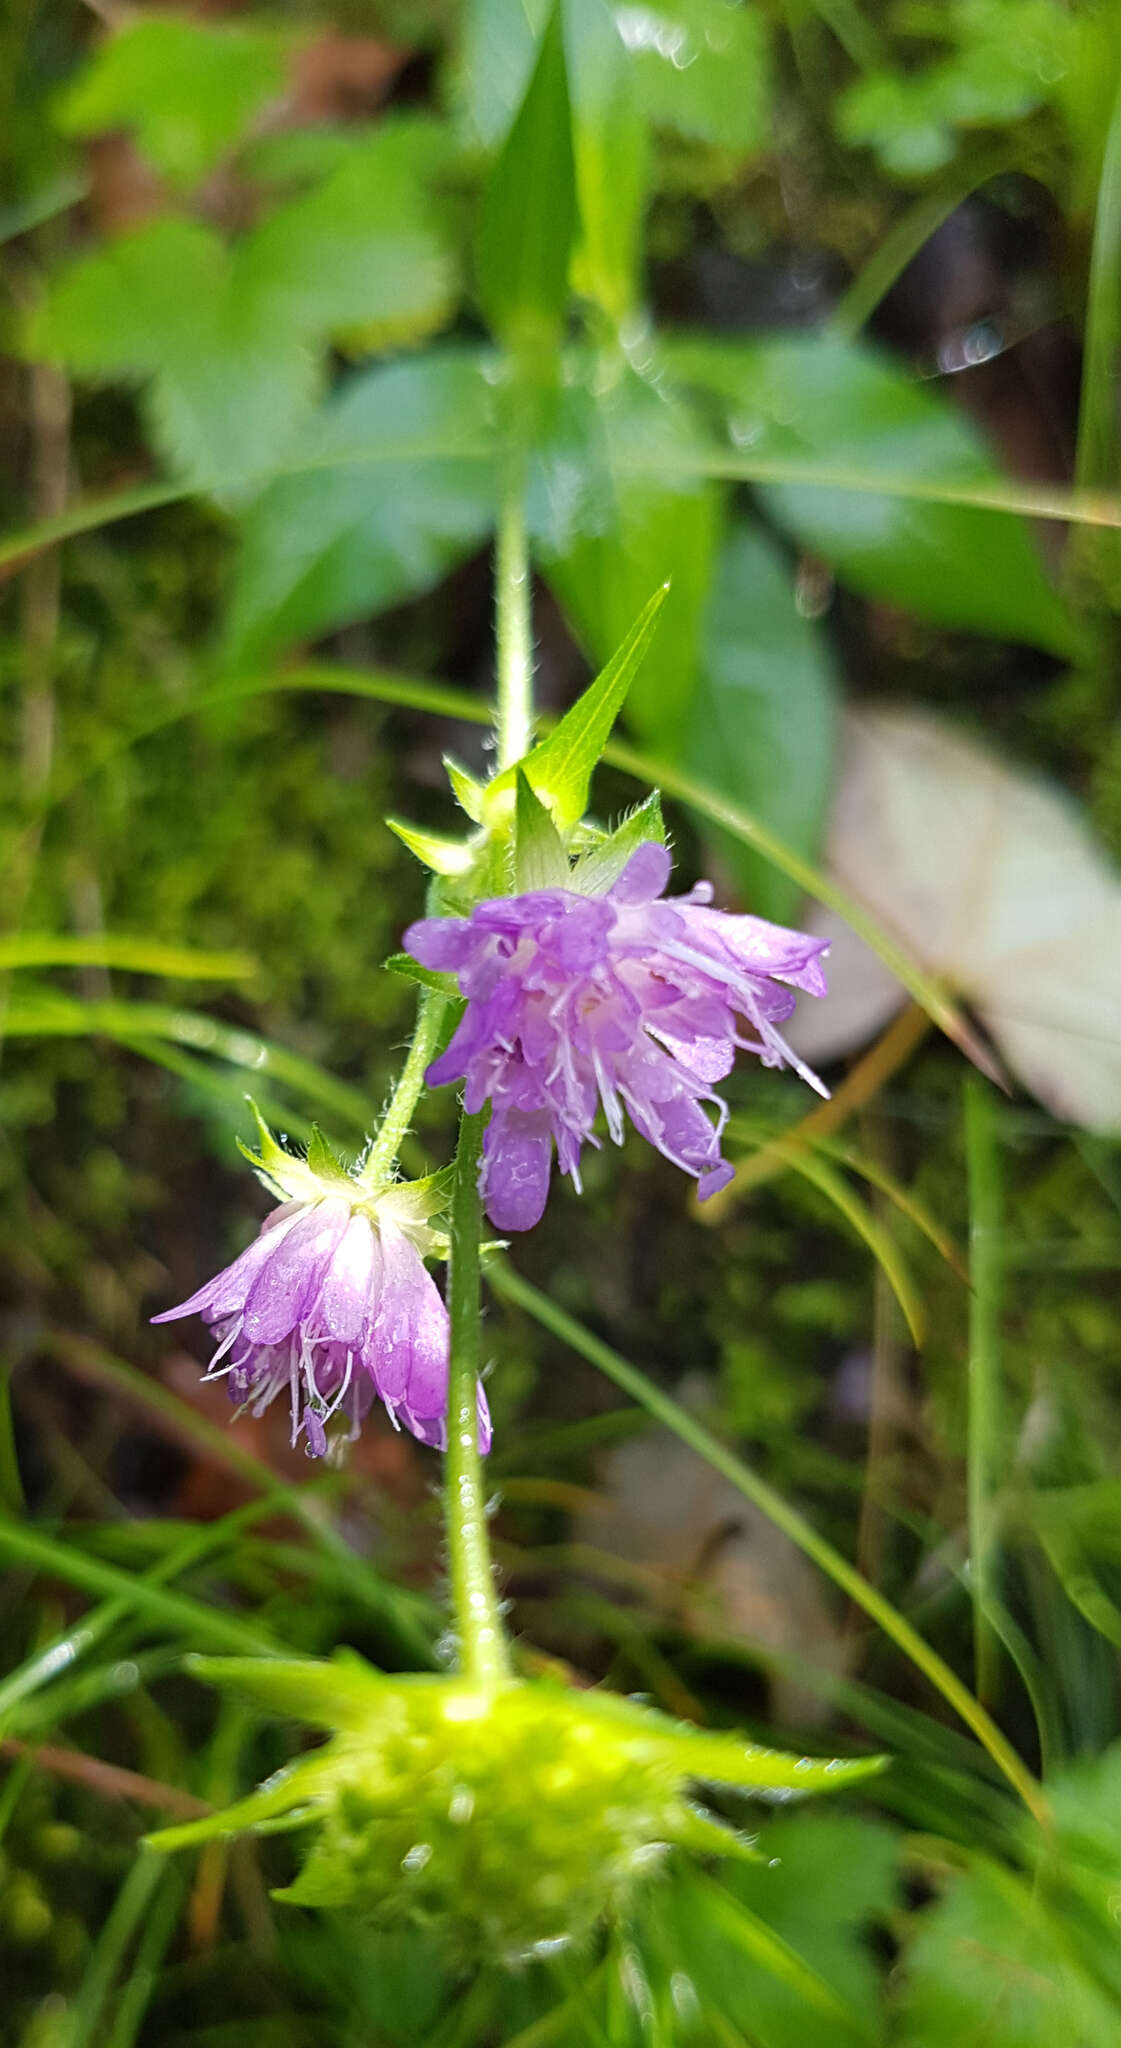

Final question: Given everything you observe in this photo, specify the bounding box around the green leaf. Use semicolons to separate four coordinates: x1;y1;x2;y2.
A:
530;360;722;744
898;1857;1121;2047
31;219;320;496
687;520;837;924
668;333;1077;656
515;769;571;888
571;789;665;893
57;16;292;187
624;0;771;150
476;3;578;346
713;1814;901;2040
562;0;647;321
497;582;669;828
241;119;458;355
454;0;550;150
222;349;498;665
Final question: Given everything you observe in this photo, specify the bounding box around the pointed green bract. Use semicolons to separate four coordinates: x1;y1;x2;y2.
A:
305;1125;348;1182
184;1651;389;1728
384;952;462;999
514;769;571;889
443;756;486;822
387;818;477;876
488;582;669;829
571;791;665;894
238;1098;355;1203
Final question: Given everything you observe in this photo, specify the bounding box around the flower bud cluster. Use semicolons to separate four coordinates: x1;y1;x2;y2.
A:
149;1657;881;1963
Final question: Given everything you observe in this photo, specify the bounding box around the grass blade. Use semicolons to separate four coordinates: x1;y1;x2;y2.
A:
490;1261;1048;1825
965;1076;1003;1707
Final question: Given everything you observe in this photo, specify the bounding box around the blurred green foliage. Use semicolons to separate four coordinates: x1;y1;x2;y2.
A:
4;0;1121;2041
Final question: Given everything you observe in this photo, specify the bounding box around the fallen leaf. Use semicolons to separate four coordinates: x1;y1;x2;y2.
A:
786;706;1121;1131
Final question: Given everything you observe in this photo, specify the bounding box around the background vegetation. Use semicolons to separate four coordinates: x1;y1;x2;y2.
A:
4;0;1121;2040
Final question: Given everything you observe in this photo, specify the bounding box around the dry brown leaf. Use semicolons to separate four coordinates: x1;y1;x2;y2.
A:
786;706;1121;1130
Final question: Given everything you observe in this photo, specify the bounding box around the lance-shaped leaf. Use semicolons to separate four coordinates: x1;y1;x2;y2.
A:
488;582;669;828
476;1;577;345
515;769;571;889
562;0;646;322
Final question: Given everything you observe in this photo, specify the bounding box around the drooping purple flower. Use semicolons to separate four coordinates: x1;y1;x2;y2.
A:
404;842;828;1233
153;1194;491;1458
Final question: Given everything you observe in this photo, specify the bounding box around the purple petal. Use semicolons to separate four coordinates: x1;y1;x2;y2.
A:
683;905;830;996
303;1409;329;1458
369;1227;450;1417
609;841;672;905
308;1211;380;1346
400;1377;491;1455
479;1109;553;1232
402;915;476;970
151;1204;305;1325
241;1198;351;1348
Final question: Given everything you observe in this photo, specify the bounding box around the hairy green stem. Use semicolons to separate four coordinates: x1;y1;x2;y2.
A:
495;447;533;769
445;1109;509;1688
364;988;448;1184
492;1262;1050;1827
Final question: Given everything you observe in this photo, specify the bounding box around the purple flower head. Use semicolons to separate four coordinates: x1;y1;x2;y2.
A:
153;1186;490;1459
405;841;828;1233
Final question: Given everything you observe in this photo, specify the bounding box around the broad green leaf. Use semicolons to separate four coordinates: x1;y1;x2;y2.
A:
667;333;1077;655
563;0;647;321
241;120;458;355
530;358;722;743
688;520;836;924
621;0;771;150
714;1815;900;2040
496;582;669;828
837;1;1075;180
515;769;571;888
30;219;320;494
223;349;498;665
898;1857;1121;2047
57;15;292;187
660;1864;872;2046
476;3;578;346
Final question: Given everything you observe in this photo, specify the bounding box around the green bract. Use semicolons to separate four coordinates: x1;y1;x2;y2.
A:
238;1099;452;1248
148;1657;883;1963
388;585;671;908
